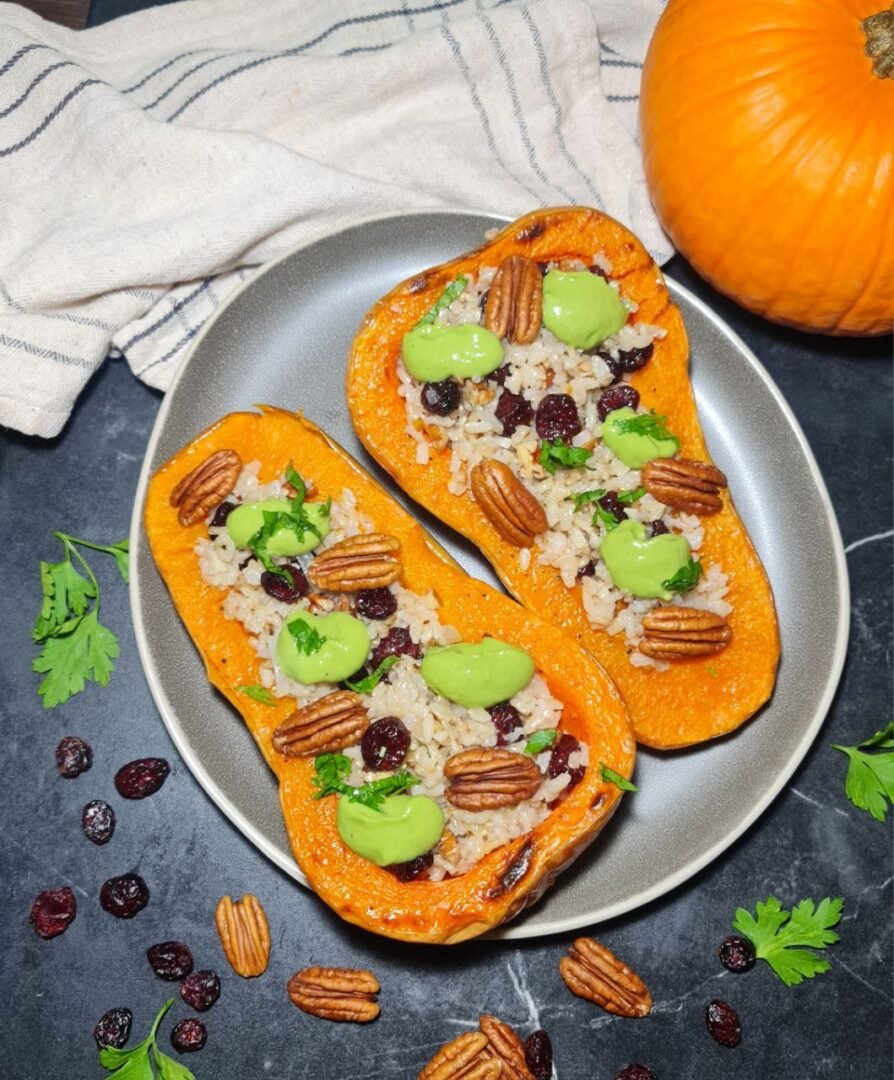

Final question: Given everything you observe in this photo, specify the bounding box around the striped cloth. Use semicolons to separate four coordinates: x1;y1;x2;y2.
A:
0;0;669;437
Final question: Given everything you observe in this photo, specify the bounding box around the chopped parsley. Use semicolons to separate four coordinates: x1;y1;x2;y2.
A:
592;501;622;531
569;489;605;512
540;438;592;476
415;275;468;326
662;557;702;594
312;753;418;811
344;655;399;693
524;729;558;755
832;723;894;822
732;896;844;987
617;486;647;505
287;619;327;655
246;464;327;575
600;763;638;792
237;684;278;706
611;411;678;444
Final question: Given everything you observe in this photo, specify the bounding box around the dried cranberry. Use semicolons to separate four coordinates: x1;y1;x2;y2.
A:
361;718;411;771
55;736;92;778
180;971;221;1012
82;800;116;845
495;389;534;437
100;874;149;919
614;1067;656;1080
595;351;623;382
147;941;194;981
617;343;653;373
718;935;756;973
598;492;627;527
486;364;511;385
576;560;596;580
386;851;433;882
589;263;609;279
421;378;462;416
355;588;398;621
371;627;421;669
171;1018;207;1053
705;999;741;1048
261;564;309;603
648;520;670;538
94;1007;132;1050
597;383;640;421
535;394;581;441
487;702;522;746
114;758;170;799
523;1029;553;1080
209;501;236;527
29;887;76;939
547;733;585;791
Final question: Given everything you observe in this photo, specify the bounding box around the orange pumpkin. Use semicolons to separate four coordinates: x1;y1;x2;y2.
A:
347;207;780;750
144;407;634;944
640;0;894;335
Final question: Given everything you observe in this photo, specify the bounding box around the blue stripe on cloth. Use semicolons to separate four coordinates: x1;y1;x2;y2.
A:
0;79;103;158
476;7;576;204
121;49;216;94
607;93;639;102
141;51;234;111
118;279;211;353
166;0;468;121
0;61;76;119
0;43;51;79
340;42;394;56
519;6;604;210
439;17;541;203
0;332;94;369
602;57;642;69
0;278;115;331
135;323;203;377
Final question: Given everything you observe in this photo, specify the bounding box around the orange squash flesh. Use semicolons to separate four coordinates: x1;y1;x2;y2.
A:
145;407;634;944
346;207;780;750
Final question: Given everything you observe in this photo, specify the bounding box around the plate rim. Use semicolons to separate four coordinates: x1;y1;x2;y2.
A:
129;209;850;940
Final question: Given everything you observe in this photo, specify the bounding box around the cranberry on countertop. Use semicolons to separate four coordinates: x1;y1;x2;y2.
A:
30;887;76;939
180;971;221;1013
114;758;170;799
94;1008;132;1051
523;1029;553;1080
361;718;411;771
370;627;422;669
487;702;523;746
534;393;582;441
614;1067;656;1080
82;800;116;846
100;874;149;919
171;1018;207;1053
719;935;756;973
147;941;194;982
706;999;742;1048
55;736;92;778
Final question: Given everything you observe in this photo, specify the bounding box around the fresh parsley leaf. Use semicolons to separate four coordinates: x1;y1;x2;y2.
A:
98;999;193;1080
600;763;638;792
33;609;120;708
312;754;353;799
706;665;719;679
153;1048;196;1080
524;729;558;755
287;619;327;655
32;553;95;642
617;486;647;505
611;411;678;445
832;723;894;822
344;655;399;693
237;684;278;706
285;461;307;505
732;896;844;987
592;502;621;531
349;769;419;811
662;557;702;594
540;438;592;476
415;275;468;326
569;489;605;512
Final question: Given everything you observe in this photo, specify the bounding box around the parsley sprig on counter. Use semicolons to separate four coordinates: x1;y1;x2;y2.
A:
312;753;418;811
98;999;195;1080
832;723;894;822
732;896;844;987
32;532;129;708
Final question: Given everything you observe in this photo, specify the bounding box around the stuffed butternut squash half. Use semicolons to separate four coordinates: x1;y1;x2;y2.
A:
144;407;633;944
346;207;779;749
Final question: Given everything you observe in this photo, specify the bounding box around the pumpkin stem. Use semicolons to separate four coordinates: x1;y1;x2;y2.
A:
863;4;894;78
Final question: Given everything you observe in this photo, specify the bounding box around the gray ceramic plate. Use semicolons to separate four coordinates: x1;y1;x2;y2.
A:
130;210;849;940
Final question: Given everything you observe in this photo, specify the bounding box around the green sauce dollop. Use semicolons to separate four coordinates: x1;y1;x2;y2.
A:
600;519;692;600
420;638;534;709
226;498;330;556
402;323;504;381
337;793;444;866
602;407;679;469
542;270;628;350
276;610;370;684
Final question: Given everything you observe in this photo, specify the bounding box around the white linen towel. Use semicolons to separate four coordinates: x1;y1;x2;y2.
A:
0;0;669;437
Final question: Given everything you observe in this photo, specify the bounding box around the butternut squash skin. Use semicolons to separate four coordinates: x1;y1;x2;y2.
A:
346;208;780;749
144;407;634;944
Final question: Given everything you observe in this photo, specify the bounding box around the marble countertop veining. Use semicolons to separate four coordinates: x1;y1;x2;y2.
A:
1;256;891;1079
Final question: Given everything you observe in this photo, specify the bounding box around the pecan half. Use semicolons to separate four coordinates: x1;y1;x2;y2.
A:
169;449;241;526
641;457;727;516
479;1015;534;1080
272;690;367;757
639;605;732;660
559;937;652;1017
308;533;402;592
214;894;270;978
419;1031;500;1080
485;255;543;345
445;748;542;811
471;461;547;548
287;966;380;1023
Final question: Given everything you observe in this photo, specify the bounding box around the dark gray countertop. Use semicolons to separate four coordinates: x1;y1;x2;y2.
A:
2;256;892;1080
